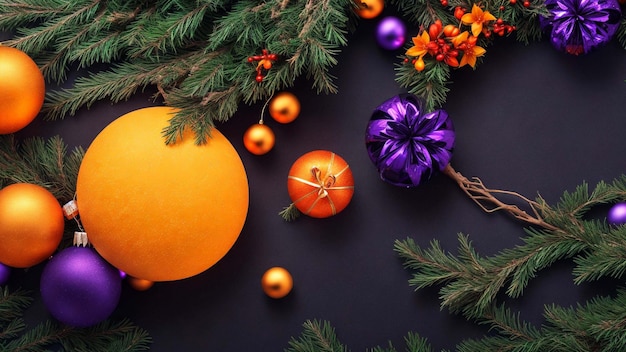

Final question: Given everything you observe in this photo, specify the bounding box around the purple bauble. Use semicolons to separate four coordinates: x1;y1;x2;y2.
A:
0;262;10;285
539;0;621;55
608;202;626;225
376;16;406;50
365;94;455;187
40;246;122;327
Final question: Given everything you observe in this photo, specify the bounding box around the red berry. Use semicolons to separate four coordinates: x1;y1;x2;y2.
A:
523;0;530;6
510;0;517;4
454;7;465;19
499;5;505;10
255;75;264;82
436;53;445;61
441;0;448;6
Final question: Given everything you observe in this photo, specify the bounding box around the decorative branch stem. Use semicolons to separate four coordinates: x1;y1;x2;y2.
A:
442;164;559;232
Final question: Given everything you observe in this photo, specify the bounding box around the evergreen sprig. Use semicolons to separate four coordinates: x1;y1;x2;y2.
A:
1;0;355;144
0;134;83;204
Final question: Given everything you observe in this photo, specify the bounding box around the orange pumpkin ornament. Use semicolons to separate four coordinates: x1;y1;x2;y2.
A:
0;46;45;134
286;150;354;218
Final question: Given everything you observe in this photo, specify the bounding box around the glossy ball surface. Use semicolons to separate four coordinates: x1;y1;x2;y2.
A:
0;183;64;268
269;92;301;124
243;123;275;155
355;0;384;19
0;46;45;134
376;16;406;50
261;267;293;299
608;202;626;225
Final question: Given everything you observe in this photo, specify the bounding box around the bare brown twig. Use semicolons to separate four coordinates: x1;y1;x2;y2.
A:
442;164;559;232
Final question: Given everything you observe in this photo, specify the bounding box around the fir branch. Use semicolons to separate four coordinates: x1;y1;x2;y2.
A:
395;60;451;113
279;203;302;221
285;319;348;352
0;135;83;203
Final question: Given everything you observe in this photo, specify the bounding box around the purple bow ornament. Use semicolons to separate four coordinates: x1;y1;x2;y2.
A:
365;94;455;188
539;0;621;55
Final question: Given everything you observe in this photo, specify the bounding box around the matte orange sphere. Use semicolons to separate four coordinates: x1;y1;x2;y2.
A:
261;267;293;299
355;0;384;19
0;46;45;134
287;150;354;218
269;92;300;124
0;183;64;268
76;106;249;281
243;123;275;155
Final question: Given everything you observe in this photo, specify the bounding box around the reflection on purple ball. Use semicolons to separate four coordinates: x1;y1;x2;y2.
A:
608;202;626;225
0;263;10;285
376;16;406;50
40;246;121;327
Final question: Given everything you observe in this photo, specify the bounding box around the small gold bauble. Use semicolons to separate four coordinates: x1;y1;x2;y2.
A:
261;267;293;299
127;277;154;291
269;92;301;124
243;123;275;155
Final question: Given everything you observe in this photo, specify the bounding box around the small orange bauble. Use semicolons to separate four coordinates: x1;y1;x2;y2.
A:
355;0;384;19
127;277;154;291
0;183;64;268
0;46;45;134
287;150;354;218
269;92;301;124
76;106;249;281
261;267;293;299
243;123;275;155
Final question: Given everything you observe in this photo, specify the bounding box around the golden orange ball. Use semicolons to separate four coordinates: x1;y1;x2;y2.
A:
355;0;384;19
76;106;249;281
261;267;293;299
127;277;154;291
287;150;354;218
0;46;45;134
269;92;301;124
0;183;64;268
243;123;275;155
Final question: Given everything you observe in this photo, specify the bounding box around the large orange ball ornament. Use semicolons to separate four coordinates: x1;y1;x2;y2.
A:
76;106;249;281
287;150;354;218
355;0;384;19
269;92;300;124
243;123;275;155
0;46;45;134
0;183;64;268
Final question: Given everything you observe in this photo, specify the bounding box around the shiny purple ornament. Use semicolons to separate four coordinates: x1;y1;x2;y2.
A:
40;246;122;327
608;202;626;225
376;16;406;50
365;94;455;187
0;262;10;286
539;0;621;55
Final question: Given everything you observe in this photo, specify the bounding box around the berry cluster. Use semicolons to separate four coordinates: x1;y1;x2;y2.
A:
247;49;278;82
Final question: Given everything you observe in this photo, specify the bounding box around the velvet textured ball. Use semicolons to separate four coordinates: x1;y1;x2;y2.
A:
539;0;621;55
40;247;122;327
0;263;10;285
365;94;455;187
608;202;626;225
376;16;406;50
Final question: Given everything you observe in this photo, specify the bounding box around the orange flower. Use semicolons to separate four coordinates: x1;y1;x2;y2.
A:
461;4;496;37
459;35;486;68
406;31;431;58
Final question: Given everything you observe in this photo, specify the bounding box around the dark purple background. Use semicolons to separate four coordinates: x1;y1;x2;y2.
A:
4;9;626;351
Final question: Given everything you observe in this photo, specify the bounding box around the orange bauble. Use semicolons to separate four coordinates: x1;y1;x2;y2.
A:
0;46;45;134
76;106;249;281
261;267;293;299
0;183;64;268
287;150;354;218
355;0;384;19
243;123;275;155
269;92;301;124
